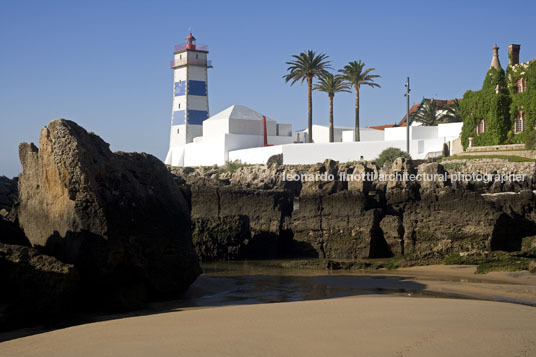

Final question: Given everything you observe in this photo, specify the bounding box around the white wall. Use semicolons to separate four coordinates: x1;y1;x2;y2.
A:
165;145;185;166
169;124;186;148
384;126;438;141
342;128;385;142
282;141;408;164
186;65;207;81
277;124;292;136
184;138;227;166
203;118;229;139
228;145;283;164
229;118;277;136
281;136;450;165
438;122;463;138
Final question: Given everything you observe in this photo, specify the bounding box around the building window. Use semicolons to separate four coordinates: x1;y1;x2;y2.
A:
516;78;526;93
180;55;182;59
177;128;180;134
196;54;198;59
476;119;486;135
514;112;526;134
178;103;180;109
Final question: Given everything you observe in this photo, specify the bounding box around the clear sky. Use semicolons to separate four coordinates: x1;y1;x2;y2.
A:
1;0;535;177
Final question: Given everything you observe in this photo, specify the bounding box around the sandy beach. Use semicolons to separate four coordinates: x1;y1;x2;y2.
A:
1;264;535;357
0;296;535;357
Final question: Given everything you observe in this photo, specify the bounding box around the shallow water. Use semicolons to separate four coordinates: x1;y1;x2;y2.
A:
170;260;480;309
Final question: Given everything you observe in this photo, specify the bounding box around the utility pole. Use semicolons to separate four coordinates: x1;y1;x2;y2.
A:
404;77;410;154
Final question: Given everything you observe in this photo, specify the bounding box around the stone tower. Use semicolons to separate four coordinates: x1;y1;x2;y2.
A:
168;33;212;149
490;43;502;70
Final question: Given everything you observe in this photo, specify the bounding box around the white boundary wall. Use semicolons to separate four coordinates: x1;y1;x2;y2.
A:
342;128;385;142
228;145;283;164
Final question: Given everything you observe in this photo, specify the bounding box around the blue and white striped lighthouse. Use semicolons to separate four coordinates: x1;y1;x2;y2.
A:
168;33;212;149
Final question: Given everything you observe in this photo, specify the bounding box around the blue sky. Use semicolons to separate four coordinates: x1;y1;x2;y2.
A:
1;0;535;176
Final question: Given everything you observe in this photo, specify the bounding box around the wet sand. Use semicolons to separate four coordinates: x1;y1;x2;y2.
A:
1;264;535;356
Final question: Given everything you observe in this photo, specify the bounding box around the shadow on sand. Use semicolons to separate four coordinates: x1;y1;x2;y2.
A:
0;271;454;343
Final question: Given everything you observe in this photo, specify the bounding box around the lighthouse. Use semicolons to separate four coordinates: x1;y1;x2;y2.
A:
165;33;212;166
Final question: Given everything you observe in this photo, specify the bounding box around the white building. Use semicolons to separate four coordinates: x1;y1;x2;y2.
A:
166;104;294;166
165;34;463;167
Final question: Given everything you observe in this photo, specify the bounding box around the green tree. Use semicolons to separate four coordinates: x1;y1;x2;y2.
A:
411;100;438;125
284;51;331;143
411;99;460;126
339;60;381;141
443;99;463;123
376;147;412;167
313;73;351;142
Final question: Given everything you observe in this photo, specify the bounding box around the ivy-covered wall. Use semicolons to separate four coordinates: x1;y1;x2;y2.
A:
460;60;536;149
507;60;536;143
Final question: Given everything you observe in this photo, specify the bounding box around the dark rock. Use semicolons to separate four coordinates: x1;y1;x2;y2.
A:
0;176;18;214
190;184;293;258
379;215;404;256
0;243;79;331
301;159;342;195
266;154;283;167
17;119;201;310
0;215;30;246
401;189;508;257
192;215;250;261
292;191;391;259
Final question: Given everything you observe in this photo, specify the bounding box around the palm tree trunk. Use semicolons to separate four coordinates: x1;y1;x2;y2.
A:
329;95;334;143
307;76;313;143
354;87;360;142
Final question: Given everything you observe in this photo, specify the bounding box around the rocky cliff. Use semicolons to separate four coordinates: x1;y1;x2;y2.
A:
172;158;536;261
17;119;201;309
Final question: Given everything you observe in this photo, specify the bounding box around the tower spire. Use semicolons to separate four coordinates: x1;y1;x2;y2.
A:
490;43;502;70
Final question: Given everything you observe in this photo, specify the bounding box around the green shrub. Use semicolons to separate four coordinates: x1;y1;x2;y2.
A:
375;147;412;167
525;130;536;150
224;160;249;173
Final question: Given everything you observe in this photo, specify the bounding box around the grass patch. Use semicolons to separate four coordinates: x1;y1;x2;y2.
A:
476;256;531;274
441;162;467;171
280;256;409;271
444;252;533;274
223;160;253;173
444;155;536;162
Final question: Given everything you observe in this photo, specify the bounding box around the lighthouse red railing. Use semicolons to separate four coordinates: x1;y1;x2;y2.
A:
174;44;209;52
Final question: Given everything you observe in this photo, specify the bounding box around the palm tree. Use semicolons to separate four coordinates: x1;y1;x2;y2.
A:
284;50;331;143
410;100;437;126
313;73;351;142
411;99;459;126
443;99;462;123
339;61;381;141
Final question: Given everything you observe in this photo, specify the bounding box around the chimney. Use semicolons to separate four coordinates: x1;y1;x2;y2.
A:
509;44;520;66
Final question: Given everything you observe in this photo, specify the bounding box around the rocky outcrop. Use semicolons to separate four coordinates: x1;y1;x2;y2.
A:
400;189;506;257
292;191;390;259
0;243;79;331
172;157;536;261
0;176;18;216
189;182;293;258
192;215;250;261
0;215;29;246
18;119;201;309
